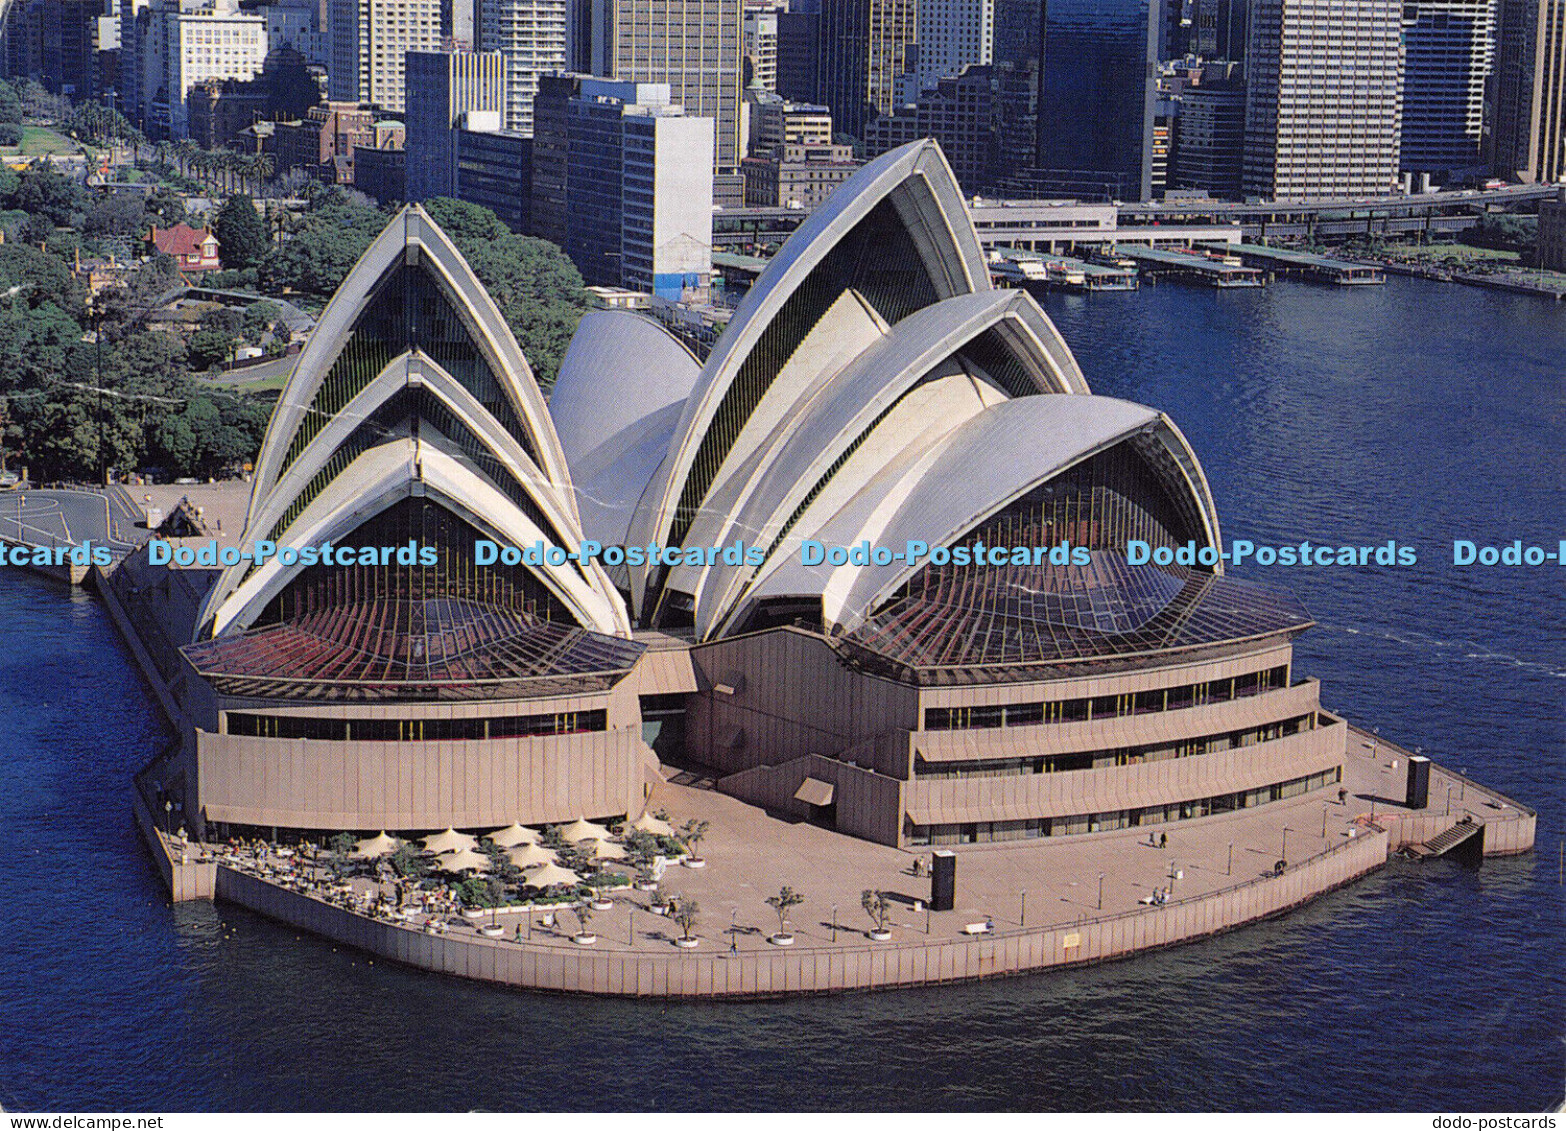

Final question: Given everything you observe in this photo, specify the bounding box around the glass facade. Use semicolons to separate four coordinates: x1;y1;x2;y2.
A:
1034;0;1158;201
226;708;607;741
907;766;1342;844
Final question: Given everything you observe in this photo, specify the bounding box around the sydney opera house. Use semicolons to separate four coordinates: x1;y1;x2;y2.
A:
147;139;1347;849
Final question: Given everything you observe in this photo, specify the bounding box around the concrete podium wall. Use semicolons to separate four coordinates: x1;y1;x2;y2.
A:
214;829;1389;997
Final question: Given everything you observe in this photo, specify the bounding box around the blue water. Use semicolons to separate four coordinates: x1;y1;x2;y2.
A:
0;277;1560;1111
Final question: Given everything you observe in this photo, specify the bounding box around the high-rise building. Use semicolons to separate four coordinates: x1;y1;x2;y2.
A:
743;7;779;90
1488;0;1564;183
775;2;821;103
37;0;100;100
748;93;833;153
590;0;744;173
1243;0;1403;202
914;0;993;91
532;76;713;296
1173;82;1245;197
815;0;916;139
328;0;443;112
1190;0;1245;59
1401;0;1497;178
455;125;533;230
266;0;327;67
477;0;569;136
138;0;269;140
405;49;507;200
1033;0;1161;201
864;63;1004;191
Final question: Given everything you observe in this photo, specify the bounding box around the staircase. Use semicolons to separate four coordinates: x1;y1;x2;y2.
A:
1406;820;1484;862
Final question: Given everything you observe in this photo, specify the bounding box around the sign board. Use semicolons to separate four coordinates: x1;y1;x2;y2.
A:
1062;932;1081;949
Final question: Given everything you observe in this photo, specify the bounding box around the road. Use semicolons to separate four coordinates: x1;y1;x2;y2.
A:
0;488;141;552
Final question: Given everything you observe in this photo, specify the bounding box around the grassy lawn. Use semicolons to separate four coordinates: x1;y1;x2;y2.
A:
1382;242;1522;264
2;127;83;157
204;371;289;395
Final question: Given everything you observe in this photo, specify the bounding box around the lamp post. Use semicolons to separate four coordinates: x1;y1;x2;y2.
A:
1227;841;1233;876
1020;889;1027;926
1096;872;1105;911
1281;827;1292;862
831;903;838;943
1322;803;1329;838
1446;786;1453;816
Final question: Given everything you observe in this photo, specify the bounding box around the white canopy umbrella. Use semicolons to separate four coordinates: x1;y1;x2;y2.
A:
423;828;478;854
487;822;540;848
436;847;493;873
526;862;581;888
582;839;628;861
505;843;559;868
631;813;675;837
558;817;612;844
352;831;401;858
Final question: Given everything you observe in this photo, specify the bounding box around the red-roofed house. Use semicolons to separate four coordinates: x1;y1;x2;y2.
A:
146;224;222;275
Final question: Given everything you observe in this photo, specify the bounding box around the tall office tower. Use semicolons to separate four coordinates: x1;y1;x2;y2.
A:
991;0;1038;70
1243;0;1404;202
1401;0;1497;178
815;0;915;139
476;0;568;135
744;7;779;90
531;76;713;294
1173;82;1245;196
864;63;1002;189
775;1;821;102
143;0;269;139
405;49;506;199
36;0;100;98
266;0;328;67
590;0;744;174
1190;0;1244;59
447;0;476;43
1033;0;1160;201
328;0;444;112
1488;0;1564;183
914;0;993;91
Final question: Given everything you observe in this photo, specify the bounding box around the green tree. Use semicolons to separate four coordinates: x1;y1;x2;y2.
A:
6;164;87;227
212;194;270;270
765;885;804;937
240;300;282;342
264;198;386;295
188;328;237;370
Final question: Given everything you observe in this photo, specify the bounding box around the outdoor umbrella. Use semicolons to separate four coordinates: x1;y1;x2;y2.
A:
505;843;559;868
352;831;401;858
527;863;581;888
630;813;675;837
582;839;628;861
558;817;611;844
436;847;493;873
423;828;478;854
487;822;540;848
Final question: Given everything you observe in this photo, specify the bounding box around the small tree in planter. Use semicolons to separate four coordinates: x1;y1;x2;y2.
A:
678;819;711;867
765;885;804;944
327;831;356;879
570;898;597;944
672;896;700;948
861;889;893;940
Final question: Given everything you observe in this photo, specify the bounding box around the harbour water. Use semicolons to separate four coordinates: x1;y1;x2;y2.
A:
0;277;1560;1111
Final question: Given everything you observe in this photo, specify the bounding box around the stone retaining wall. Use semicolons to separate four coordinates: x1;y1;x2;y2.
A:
215;829;1388;998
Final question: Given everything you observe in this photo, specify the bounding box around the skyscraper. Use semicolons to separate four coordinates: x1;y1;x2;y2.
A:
531;76;713;295
1243;0;1404;201
404;49;507;200
1488;0;1565;183
590;0;744;173
328;0;444;112
914;0;993;91
477;0;569;135
1401;0;1497;178
816;0;916;139
1033;0;1160;201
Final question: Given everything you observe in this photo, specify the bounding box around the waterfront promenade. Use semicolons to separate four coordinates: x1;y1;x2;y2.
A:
134;725;1533;998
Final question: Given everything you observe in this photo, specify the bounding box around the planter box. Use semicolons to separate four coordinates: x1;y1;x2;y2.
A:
571;933;597;945
768;933;795;946
673;936;700;949
682;858;707;869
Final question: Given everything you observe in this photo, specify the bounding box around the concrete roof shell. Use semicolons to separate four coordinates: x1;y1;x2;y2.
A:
624;140;1000;611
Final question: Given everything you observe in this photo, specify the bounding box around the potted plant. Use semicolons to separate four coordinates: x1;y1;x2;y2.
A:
648;891;669;916
678;819;711;868
672;897;700;948
862;889;893;941
633;866;659;892
765;885;804;945
479;876;508;936
570;899;597;945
